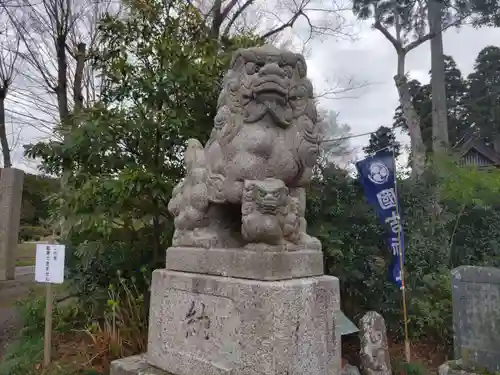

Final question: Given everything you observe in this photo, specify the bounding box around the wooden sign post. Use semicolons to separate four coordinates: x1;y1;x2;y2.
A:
35;243;65;367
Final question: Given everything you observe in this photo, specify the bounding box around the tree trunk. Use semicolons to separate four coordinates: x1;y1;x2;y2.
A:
56;35;70;130
55;34;71;238
73;43;86;115
0;92;11;168
394;52;426;178
428;0;449;153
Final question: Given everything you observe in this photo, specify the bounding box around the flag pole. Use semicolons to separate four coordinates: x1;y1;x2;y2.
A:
390;147;411;363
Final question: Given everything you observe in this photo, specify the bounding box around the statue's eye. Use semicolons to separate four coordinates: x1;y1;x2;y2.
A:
289;85;306;101
296;86;307;97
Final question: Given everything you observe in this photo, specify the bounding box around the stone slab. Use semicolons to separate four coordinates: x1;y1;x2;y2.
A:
451;266;500;372
0;168;24;281
111;355;174;375
147;269;341;375
165;247;324;281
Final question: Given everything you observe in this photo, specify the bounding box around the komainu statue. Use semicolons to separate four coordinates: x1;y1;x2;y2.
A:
168;44;323;251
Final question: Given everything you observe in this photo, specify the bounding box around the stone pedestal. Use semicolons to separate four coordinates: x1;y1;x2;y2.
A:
0;168;24;281
147;270;339;375
111;247;341;375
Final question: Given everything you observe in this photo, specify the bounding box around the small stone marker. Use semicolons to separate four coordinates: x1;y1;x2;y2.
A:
359;311;391;375
452;266;500;372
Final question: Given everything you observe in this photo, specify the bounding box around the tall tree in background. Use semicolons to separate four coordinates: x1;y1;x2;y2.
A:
354;0;500;162
464;46;500;142
2;0;119;138
3;0;120;236
427;0;449;153
352;0;437;177
0;13;20;168
425;0;500;153
363;125;401;157
393;55;468;152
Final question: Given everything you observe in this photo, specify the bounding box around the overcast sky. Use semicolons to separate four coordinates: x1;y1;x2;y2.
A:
7;13;500;173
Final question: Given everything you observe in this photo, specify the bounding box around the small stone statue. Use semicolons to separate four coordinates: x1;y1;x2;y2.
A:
168;44;324;251
359;311;392;375
241;178;301;251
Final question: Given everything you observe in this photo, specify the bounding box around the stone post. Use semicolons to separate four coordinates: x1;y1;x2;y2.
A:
0;168;24;281
359;311;391;375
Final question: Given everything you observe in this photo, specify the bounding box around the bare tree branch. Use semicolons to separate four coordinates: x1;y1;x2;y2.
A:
195;0;353;47
0;11;21;167
1;0;120;136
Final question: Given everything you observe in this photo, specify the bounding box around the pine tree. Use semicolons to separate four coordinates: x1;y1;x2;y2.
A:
363;126;401;157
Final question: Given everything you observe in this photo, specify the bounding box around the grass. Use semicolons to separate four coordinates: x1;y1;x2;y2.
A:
0;334;44;375
15;242;37;267
0;299;98;375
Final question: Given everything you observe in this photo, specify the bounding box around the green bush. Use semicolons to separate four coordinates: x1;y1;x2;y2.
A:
64;228;161;314
307;165;500;347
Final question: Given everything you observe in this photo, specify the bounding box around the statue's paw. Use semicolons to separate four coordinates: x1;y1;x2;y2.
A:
224;179;244;204
172;228;219;249
206;174;226;203
191;228;222;249
283;241;300;252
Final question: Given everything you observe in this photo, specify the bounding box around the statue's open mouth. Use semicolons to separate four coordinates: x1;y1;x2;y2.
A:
257;202;278;215
254;80;287;103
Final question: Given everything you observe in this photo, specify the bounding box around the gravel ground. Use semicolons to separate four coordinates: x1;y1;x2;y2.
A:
0;272;35;359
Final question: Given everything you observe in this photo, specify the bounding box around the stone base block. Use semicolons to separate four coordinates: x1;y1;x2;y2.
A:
111;355;173;375
165;247;324;280
147;270;340;375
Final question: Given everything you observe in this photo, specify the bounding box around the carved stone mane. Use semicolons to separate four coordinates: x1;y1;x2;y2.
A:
167;44;323;251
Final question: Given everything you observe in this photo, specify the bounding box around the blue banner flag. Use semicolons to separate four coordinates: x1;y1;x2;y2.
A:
355;150;404;288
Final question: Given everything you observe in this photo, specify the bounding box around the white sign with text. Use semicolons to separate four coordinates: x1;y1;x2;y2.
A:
35;244;65;284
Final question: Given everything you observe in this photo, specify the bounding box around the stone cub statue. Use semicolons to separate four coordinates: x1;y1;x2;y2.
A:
241;178;301;251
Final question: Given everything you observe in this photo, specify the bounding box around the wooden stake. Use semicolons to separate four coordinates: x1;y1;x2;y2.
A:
44;232;57;367
43;282;53;367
